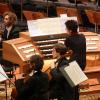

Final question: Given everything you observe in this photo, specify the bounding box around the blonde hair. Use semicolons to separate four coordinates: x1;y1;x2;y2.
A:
3;11;17;25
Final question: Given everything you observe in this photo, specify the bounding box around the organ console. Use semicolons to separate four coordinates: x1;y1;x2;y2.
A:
2;37;41;72
2;29;100;96
19;31;100;95
2;31;100;69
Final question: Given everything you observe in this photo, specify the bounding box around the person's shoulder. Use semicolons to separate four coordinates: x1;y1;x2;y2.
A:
12;25;21;32
42;72;49;77
79;33;85;38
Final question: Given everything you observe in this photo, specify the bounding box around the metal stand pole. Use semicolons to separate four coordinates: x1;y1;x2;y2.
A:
46;0;49;17
20;0;23;21
75;0;77;7
5;81;7;100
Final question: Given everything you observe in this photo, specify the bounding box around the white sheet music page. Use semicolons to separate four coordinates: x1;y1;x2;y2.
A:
60;15;79;32
63;61;88;87
27;20;40;37
0;65;8;82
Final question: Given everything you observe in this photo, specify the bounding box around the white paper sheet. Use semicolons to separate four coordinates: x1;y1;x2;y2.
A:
0;65;8;82
59;61;88;87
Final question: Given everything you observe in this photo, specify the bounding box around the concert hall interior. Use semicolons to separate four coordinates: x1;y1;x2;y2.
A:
0;0;100;100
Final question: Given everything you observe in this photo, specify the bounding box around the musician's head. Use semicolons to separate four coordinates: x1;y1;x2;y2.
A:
52;43;67;59
30;55;44;71
3;11;17;27
65;20;78;35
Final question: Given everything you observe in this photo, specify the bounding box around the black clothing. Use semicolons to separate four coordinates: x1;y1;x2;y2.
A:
68;0;82;4
65;34;86;70
0;25;20;69
50;57;75;100
2;25;19;41
0;25;20;48
15;71;49;100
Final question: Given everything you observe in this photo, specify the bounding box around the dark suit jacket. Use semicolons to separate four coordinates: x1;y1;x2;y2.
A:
65;34;86;70
68;0;82;3
2;25;20;41
50;57;75;100
0;25;20;65
15;71;49;100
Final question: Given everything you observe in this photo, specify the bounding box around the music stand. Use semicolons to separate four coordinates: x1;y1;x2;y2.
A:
0;65;15;100
0;71;8;100
75;0;77;7
96;0;99;7
46;0;49;17
20;0;23;21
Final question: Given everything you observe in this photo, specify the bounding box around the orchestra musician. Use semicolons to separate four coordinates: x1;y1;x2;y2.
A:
64;20;86;70
0;11;20;69
12;55;49;100
49;43;76;100
64;20;86;100
1;11;20;41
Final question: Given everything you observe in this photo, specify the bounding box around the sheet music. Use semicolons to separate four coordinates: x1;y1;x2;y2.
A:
64;61;88;86
0;65;8;82
60;15;78;32
60;61;88;87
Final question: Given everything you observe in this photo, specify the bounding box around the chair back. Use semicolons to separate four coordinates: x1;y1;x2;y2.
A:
66;8;82;25
56;6;67;16
32;11;46;20
23;11;34;20
0;3;11;15
23;10;46;20
94;11;100;25
85;10;95;24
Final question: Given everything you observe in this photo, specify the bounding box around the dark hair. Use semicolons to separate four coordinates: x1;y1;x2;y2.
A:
65;20;78;33
54;43;67;55
30;55;44;71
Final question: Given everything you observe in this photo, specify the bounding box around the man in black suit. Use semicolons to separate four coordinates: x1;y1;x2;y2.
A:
64;20;86;100
15;55;49;100
0;11;20;68
64;20;86;70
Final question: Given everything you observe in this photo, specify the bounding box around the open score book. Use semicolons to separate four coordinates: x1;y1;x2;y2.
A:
59;61;88;87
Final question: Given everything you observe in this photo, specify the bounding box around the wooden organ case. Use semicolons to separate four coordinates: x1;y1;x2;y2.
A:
3;37;41;67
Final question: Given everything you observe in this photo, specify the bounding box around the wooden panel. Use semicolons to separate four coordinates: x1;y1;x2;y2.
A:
3;37;41;66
